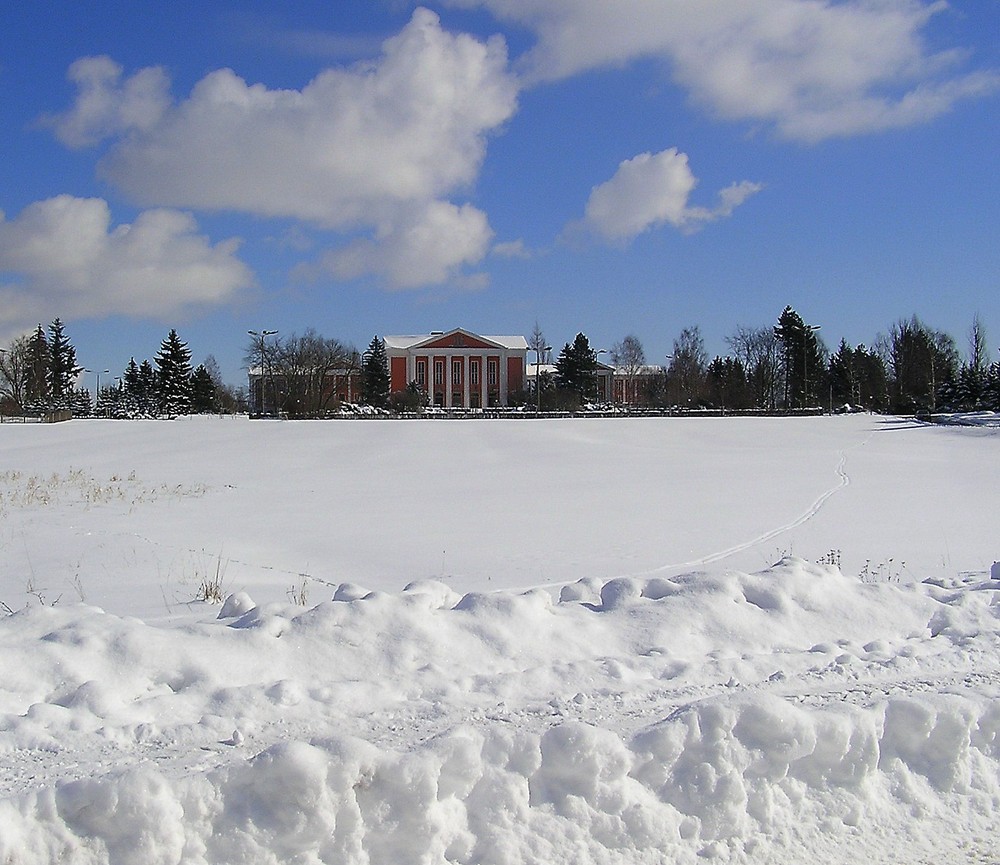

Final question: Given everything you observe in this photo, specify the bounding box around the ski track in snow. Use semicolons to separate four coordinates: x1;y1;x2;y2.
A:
631;437;862;579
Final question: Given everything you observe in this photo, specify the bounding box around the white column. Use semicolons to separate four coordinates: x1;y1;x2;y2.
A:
499;350;508;405
445;355;453;408
480;355;487;408
463;355;470;408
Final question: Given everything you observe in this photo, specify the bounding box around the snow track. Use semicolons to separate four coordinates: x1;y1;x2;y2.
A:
637;441;858;577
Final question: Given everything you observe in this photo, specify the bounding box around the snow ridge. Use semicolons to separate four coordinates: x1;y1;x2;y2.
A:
4;559;1000;864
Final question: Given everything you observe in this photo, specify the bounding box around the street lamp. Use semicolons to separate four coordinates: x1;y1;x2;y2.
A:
535;344;552;414
83;368;110;416
802;325;821;409
248;329;277;415
595;349;608;403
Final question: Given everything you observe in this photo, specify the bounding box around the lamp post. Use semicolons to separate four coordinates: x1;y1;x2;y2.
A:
83;368;110;416
801;324;821;409
248;329;277;415
535;344;552;414
595;349;608;403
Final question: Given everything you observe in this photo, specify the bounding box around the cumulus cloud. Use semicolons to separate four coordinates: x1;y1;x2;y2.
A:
491;239;532;259
44;9;517;289
581;148;761;241
317;201;494;289
44;56;171;149
0;196;254;330
450;0;1000;141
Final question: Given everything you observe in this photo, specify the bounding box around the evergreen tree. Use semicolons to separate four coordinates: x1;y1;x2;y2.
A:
986;363;1000;411
830;341;888;412
48;318;82;411
555;332;599;401
24;325;51;412
880;316;957;413
706;356;750;410
190;365;218;413
120;357;158;417
138;360;158;415
774;306;825;409
71;387;93;417
155;329;193;415
361;336;390;407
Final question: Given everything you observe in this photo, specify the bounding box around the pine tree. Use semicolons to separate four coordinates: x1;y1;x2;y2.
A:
361;336;390;408
155;329;193;416
986;363;1000;411
25;324;50;413
706;356;750;410
138;361;158;415
555;333;598;401
48;318;82;411
190;365;218;413
774;306;824;409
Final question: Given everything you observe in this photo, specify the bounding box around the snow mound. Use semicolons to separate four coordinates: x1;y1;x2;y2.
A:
4;559;1000;863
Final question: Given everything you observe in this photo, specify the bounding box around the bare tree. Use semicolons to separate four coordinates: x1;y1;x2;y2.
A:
667;326;708;407
527;321;553;410
528;321;551;364
610;334;646;404
0;334;31;413
726;325;782;410
969;313;988;371
273;330;359;416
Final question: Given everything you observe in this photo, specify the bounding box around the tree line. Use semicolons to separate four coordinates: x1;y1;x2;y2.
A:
0;321;244;418
2;309;996;419
530;308;999;414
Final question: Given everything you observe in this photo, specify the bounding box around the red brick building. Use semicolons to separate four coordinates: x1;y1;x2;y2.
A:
385;329;528;408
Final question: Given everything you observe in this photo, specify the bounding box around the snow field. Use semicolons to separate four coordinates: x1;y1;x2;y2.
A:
2;415;1000;863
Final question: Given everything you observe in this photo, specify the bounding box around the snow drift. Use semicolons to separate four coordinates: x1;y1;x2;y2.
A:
4;559;1000;864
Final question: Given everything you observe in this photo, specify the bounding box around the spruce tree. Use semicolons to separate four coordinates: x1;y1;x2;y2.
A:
774;306;824;409
190;365;218;413
48;318;82;411
155;329;193;416
555;333;598;400
361;336;390;407
138;360;158;416
25;324;50;413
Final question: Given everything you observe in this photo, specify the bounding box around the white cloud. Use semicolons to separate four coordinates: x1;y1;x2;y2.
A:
44;55;171;149
0;196;254;330
319;201;494;289
582;148;761;241
491;239;532;259
45;9;517;290
450;0;1000;141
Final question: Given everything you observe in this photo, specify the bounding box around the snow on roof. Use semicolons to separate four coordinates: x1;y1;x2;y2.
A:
384;329;528;351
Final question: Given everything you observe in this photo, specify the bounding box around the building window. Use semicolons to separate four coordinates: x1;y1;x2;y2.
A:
471;359;480;386
452;359;463;383
416;359;426;387
434;361;443;386
487;358;498;387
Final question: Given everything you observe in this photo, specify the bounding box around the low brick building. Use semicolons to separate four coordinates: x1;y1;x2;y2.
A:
384;329;528;408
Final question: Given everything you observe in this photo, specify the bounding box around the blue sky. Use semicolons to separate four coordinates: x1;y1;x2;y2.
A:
1;1;998;386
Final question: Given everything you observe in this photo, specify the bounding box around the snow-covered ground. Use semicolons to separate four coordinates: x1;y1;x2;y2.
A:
1;414;999;863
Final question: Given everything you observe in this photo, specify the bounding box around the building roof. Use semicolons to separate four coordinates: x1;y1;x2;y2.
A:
384;328;528;352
